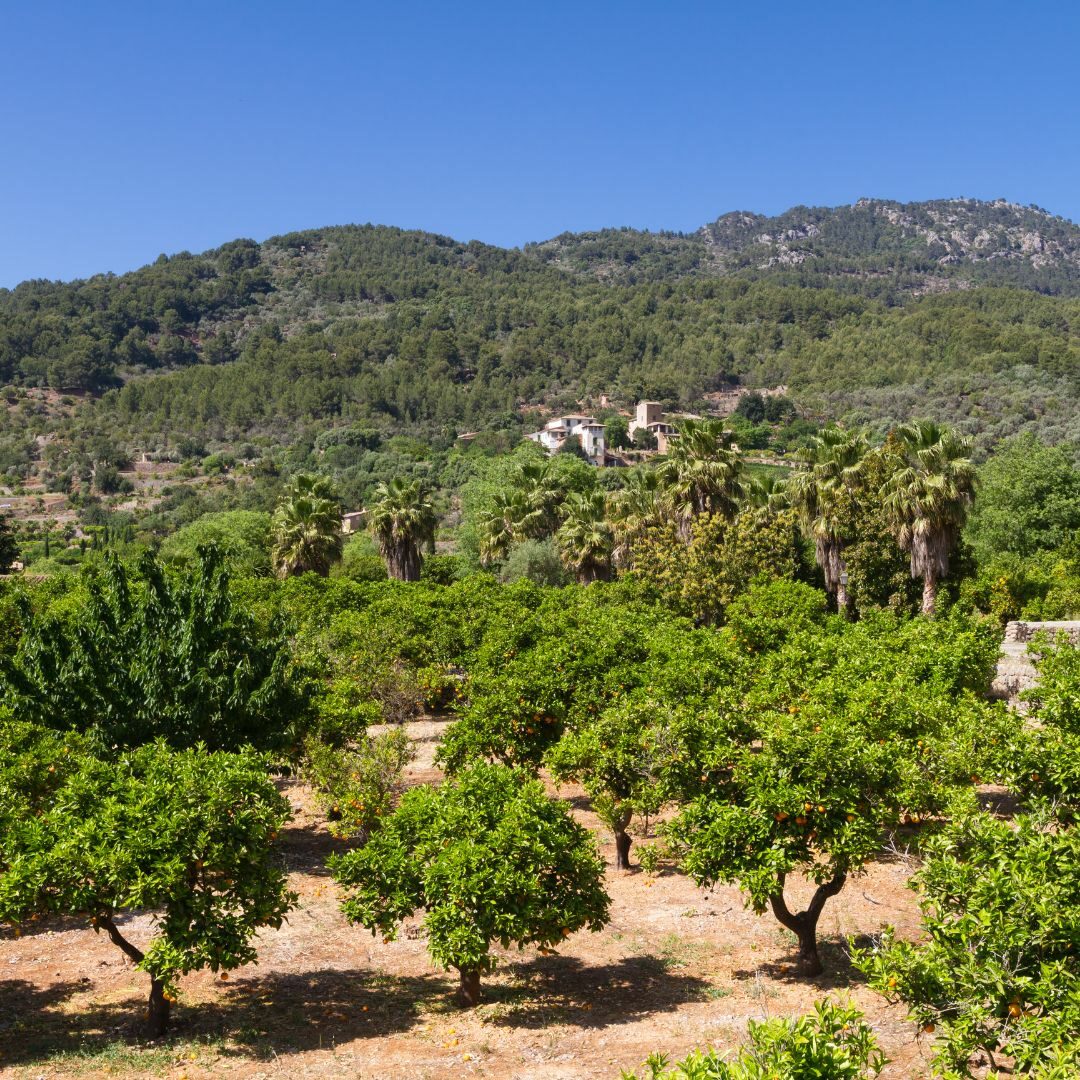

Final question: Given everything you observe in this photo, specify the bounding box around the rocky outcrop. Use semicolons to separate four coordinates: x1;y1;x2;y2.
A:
991;621;1080;703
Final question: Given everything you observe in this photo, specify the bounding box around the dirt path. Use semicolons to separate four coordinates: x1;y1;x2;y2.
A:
0;720;933;1079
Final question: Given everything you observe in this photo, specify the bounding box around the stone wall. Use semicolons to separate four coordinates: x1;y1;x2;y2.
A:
991;620;1080;703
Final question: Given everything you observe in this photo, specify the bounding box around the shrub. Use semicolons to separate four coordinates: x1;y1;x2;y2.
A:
622;999;885;1079
499;538;568;586
159;510;272;577
301;729;414;839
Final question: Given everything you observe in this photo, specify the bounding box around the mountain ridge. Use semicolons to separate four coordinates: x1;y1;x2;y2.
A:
529;197;1080;294
6;196;1080;300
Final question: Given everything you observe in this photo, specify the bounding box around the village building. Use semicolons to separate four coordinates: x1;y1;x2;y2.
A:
525;414;607;466
627;401;678;453
341;510;366;535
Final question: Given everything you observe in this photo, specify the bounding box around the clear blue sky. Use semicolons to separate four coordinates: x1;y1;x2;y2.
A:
3;0;1078;287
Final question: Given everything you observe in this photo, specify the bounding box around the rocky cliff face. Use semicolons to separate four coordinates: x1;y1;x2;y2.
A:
531;199;1080;295
698;198;1080;294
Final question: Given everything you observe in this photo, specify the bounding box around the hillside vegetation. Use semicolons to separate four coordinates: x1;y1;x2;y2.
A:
1;199;1079;470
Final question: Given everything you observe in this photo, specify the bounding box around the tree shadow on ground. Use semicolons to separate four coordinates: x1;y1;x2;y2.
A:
0;977;138;1069
0;967;446;1068
210;967;446;1055
732;933;872;989
977;785;1023;819
0;977;87;1039
483;953;711;1029
277;817;353;878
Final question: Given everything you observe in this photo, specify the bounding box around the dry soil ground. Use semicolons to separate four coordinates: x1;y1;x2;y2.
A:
1;719;938;1079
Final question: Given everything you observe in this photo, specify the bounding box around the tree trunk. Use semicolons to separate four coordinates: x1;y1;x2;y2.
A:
147;976;171;1038
836;575;854;621
612;804;634;870
921;573;937;617
457;967;482;1006
793;923;823;976
97;914;172;1037
768;871;847;977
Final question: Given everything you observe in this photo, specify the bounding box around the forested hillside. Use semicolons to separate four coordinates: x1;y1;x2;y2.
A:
2;198;1080;472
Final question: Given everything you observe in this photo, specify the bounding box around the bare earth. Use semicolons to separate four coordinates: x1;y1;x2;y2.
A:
0;719;935;1079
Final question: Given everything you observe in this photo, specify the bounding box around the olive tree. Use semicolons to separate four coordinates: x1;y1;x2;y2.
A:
329;762;610;1005
0;724;295;1036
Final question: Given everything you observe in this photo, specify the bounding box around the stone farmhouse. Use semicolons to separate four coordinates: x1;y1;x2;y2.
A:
341;510;366;535
628;401;678;453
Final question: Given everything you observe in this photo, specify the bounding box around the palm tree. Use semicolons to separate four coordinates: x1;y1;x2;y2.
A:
557;490;614;584
476;490;535;567
369;477;437;582
883;421;976;617
656;419;744;535
517;459;562;538
785;429;868;615
607;467;663;570
746;472;790;515
270;473;344;578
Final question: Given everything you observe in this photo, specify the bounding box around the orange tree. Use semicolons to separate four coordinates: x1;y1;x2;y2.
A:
0;722;295;1036
435;592;658;773
546;698;744;870
329;762;609;1005
853;813;1080;1078
662;591;1007;979
667;705;919;977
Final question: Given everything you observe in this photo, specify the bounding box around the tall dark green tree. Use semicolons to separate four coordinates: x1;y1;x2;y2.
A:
0;515;17;573
0;548;312;751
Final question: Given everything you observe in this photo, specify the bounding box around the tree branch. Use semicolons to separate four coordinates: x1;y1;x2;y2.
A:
96;914;145;965
806;870;847;922
768;873;804;932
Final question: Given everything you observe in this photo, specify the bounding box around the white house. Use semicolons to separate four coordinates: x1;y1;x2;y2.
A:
525;414;606;465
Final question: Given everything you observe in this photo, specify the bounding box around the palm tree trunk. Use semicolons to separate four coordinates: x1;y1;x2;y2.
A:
921;572;937;617
836;561;854;620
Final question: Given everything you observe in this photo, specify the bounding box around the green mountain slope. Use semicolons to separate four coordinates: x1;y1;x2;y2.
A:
1;201;1079;464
